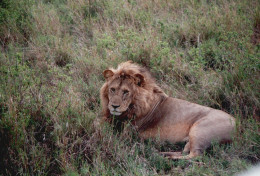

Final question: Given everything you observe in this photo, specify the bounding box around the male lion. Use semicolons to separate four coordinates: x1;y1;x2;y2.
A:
100;61;235;159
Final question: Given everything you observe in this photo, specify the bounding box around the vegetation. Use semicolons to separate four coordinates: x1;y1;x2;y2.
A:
0;0;259;175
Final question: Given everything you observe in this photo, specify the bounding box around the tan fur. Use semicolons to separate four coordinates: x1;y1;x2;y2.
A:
100;61;235;159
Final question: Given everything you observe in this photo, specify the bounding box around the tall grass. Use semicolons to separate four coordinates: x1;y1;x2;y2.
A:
0;0;259;175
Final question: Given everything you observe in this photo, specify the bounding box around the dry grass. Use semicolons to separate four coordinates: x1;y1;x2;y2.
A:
0;0;259;175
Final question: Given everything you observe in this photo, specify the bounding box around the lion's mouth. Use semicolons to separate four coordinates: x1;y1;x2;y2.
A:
110;111;122;116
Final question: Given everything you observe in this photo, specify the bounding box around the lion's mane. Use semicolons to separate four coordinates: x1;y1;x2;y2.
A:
100;61;167;121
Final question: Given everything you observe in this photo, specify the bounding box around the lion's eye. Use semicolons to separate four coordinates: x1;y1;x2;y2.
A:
110;88;115;93
123;90;129;95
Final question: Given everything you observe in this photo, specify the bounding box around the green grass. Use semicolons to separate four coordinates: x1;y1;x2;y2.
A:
0;0;259;175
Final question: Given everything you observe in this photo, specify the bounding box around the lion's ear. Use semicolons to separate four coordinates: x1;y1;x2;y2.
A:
103;69;114;79
134;73;145;87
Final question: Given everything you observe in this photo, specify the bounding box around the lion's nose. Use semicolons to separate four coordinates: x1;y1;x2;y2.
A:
112;105;120;109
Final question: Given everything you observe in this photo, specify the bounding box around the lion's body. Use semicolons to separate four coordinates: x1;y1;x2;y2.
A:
139;97;235;155
100;61;235;159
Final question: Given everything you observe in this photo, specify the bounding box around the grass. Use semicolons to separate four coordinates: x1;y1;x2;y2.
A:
0;0;259;175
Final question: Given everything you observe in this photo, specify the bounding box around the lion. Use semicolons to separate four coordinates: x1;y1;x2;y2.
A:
100;61;235;159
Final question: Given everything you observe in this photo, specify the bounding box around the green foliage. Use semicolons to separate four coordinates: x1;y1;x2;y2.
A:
0;0;34;46
0;0;259;175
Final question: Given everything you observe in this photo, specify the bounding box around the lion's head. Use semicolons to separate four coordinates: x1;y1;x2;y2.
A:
100;61;166;121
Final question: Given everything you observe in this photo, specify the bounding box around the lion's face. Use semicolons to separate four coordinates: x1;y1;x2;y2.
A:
102;67;145;117
101;61;165;119
107;78;134;116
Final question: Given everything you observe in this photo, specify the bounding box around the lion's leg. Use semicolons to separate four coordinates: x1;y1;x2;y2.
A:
161;141;193;159
169;118;216;160
187;114;234;158
161;121;213;160
166;150;201;159
161;148;201;159
160;151;182;157
186;123;211;158
183;141;190;153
